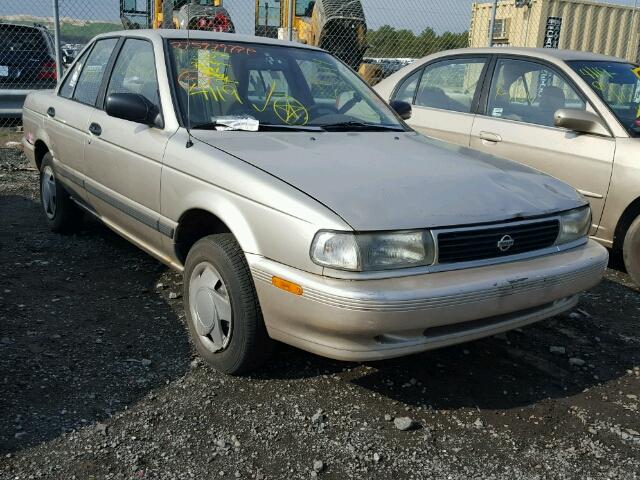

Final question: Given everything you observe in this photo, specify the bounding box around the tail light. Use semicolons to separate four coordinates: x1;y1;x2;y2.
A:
37;60;57;81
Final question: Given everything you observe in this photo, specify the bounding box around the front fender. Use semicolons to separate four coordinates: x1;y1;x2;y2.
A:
160;132;351;274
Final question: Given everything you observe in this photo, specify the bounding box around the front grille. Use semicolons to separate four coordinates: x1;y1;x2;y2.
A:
436;219;560;264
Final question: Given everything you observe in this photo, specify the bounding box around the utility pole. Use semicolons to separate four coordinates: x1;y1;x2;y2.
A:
52;0;62;83
487;0;498;47
162;0;174;29
634;0;640;63
287;0;294;41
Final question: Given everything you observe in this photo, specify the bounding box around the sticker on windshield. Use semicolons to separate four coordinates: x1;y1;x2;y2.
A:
492;107;503;117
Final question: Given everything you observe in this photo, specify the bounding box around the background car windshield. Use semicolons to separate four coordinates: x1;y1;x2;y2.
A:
168;40;402;129
570;60;640;137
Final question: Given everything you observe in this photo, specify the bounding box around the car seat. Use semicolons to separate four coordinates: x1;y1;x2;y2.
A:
417;86;458;111
538;85;566;126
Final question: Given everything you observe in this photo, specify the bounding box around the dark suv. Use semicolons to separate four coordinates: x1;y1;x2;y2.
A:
0;23;57;120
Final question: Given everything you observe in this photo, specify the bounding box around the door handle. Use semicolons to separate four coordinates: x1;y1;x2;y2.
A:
479;131;502;143
89;123;102;136
47;107;55;118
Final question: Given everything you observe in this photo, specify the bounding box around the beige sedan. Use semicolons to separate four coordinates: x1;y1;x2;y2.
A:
22;32;607;374
376;47;640;285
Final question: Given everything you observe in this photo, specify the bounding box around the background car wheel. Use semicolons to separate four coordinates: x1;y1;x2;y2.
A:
40;153;82;233
623;215;640;286
183;233;272;375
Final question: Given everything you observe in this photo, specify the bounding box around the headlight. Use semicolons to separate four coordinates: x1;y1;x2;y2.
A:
310;230;435;271
557;206;591;244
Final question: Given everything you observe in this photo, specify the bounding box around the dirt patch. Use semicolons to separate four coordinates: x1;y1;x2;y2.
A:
1;148;639;479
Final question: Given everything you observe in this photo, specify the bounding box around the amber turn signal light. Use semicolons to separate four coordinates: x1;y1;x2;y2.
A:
271;276;303;296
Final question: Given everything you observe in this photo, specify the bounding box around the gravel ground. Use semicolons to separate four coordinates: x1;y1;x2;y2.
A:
1;145;639;480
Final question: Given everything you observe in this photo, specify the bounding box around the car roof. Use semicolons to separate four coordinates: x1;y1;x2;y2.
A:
96;28;323;51
437;47;630;64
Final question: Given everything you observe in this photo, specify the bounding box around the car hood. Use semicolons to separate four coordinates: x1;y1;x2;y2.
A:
196;131;584;231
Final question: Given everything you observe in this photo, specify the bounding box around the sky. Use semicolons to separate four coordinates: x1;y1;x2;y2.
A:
2;0;638;35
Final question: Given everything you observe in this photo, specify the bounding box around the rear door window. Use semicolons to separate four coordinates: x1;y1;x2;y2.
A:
72;38;118;106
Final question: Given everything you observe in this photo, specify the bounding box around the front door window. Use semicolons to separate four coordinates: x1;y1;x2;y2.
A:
415;58;487;113
487;58;585;127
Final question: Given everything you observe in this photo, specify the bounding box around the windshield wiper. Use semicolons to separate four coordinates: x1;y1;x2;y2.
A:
319;121;404;132
190;122;323;132
259;123;324;132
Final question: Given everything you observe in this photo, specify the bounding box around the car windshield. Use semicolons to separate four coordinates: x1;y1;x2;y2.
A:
569;60;640;137
167;39;404;131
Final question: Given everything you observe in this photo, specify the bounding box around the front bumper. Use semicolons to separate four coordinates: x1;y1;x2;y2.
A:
248;240;608;361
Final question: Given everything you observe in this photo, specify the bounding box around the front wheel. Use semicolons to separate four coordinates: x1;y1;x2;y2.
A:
183;234;272;374
623;215;640;286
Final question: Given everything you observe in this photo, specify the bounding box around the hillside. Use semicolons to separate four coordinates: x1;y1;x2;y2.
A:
1;15;121;43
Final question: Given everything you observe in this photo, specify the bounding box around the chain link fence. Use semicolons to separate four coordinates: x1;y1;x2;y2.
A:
1;0;639;131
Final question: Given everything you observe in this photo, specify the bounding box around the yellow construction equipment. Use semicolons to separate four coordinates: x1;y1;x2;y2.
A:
121;0;375;80
120;0;235;32
255;0;368;71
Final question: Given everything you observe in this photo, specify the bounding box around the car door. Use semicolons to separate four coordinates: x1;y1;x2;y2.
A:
45;38;118;196
391;56;489;147
83;37;171;254
470;57;616;231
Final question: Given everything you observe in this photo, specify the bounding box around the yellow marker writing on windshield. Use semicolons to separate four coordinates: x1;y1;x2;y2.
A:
252;82;277;113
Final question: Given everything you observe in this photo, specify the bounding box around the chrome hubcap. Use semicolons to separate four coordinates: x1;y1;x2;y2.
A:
189;262;232;353
41;166;57;220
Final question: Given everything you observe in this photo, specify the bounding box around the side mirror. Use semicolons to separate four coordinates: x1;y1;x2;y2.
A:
389;100;412;120
554;108;610;137
105;93;163;128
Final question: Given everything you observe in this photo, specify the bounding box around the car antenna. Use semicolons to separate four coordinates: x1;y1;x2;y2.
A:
185;2;194;149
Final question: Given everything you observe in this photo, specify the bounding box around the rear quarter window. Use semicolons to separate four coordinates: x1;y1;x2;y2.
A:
59;48;91;99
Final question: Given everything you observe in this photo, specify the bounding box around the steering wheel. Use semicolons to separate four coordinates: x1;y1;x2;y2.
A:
309;104;338;119
336;93;363;115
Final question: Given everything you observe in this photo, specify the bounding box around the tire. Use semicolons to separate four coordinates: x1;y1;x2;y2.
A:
623;215;640;286
183;233;272;374
39;153;82;233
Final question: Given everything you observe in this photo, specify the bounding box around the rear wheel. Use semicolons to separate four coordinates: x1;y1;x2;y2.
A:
623;215;640;286
183;233;272;374
40;153;82;233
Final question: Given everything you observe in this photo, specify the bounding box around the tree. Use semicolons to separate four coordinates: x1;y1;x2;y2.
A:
366;25;469;58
